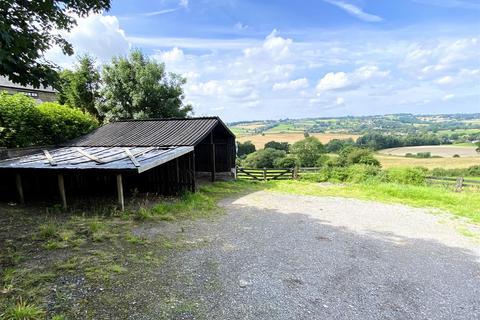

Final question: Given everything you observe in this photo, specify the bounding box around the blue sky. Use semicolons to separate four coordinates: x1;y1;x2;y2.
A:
47;0;480;121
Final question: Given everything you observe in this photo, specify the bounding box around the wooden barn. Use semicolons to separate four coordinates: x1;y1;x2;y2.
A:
0;117;236;210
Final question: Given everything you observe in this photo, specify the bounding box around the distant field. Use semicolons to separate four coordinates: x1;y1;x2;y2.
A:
376;154;479;170
380;145;479;157
235;122;266;129
237;133;360;149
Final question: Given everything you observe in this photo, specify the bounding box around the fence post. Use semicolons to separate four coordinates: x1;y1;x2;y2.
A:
263;167;267;182
455;177;464;192
293;166;299;179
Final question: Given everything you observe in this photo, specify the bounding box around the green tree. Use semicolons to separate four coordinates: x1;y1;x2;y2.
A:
476;141;480;154
58;55;101;119
264;141;289;152
237;141;256;157
338;146;380;167
242;148;286;168
290;137;325;167
273;155;299;168
0;0;110;88
97;50;192;121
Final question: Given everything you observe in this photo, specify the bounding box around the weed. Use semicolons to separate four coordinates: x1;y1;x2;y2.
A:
2;299;45;320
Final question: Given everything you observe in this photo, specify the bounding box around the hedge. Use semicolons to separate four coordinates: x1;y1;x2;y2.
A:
0;92;99;148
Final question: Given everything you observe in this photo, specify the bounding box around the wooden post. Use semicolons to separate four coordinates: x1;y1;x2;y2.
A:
57;174;67;210
175;158;180;194
15;173;24;205
211;139;216;182
455;177;464;192
116;173;125;211
192;152;197;192
293;166;299;179
263;167;267;182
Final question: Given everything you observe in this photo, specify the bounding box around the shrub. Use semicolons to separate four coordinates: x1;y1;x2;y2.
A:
237;141;256;157
273;155;299;168
383;167;427;185
325;138;355;153
242;148;286;168
264;141;289;152
338;147;380;167
37;102;99;145
316;154;331;167
0;92;43;147
0;93;99;147
345;164;381;183
453;154;460;158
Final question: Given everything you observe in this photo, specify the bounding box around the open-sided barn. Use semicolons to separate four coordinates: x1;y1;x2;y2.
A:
0;117;235;210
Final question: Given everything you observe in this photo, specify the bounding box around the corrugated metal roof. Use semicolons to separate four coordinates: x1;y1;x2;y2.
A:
67;117;232;147
0;146;194;173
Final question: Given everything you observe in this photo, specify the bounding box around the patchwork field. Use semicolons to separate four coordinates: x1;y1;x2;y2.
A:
237;133;360;149
380;145;479;157
376;154;480;169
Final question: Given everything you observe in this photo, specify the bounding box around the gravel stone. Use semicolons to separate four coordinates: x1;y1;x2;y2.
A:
140;190;480;319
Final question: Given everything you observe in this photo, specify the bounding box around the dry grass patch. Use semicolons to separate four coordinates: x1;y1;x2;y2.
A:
377;154;480;170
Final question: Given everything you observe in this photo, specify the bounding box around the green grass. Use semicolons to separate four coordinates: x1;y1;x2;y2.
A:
2;299;45;320
265;180;480;223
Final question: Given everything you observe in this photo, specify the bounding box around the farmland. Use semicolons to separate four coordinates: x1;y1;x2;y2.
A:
237;132;360;149
379;145;479;157
376;154;480;169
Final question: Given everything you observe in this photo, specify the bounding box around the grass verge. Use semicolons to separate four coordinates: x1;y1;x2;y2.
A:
265;180;480;224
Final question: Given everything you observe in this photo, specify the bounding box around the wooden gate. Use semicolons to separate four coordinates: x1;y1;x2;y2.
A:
236;167;295;181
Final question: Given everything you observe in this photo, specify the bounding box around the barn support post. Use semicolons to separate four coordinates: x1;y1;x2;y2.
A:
116;173;125;211
176;158;180;194
192;151;197;192
57;174;67;210
210;133;216;182
15;173;24;205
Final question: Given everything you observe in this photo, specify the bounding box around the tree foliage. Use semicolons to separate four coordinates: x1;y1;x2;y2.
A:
336;147;380;167
0;93;98;147
237;141;256;157
0;0;110;88
264;141;290;152
58;55;101;119
290;137;325;167
242;148;286;168
97;50;192;121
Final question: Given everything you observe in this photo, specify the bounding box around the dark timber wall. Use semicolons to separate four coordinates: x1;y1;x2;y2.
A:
195;123;236;173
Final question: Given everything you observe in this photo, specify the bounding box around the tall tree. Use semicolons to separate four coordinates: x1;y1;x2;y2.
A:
290;137;325;167
0;0;110;88
58;55;101;119
97;50;192;121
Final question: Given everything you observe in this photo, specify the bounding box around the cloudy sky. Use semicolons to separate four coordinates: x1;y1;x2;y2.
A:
47;0;480;121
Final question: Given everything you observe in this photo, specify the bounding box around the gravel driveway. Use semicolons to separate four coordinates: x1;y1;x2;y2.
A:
139;191;480;319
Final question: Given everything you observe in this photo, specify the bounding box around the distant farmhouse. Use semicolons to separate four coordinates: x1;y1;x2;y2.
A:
0;76;57;103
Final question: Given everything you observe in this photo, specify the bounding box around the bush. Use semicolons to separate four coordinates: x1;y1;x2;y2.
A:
37;102;99;145
325;138;355;153
453;154;460;158
242;148;286;168
273;155;299;168
383;167;427;185
0;92;43;147
316;154;331;167
264;141;289;152
0;93;98;147
338;147;380;167
237;141;256;157
345;164;381;183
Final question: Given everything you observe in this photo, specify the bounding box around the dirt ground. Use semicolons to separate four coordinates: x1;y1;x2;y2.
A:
1;190;479;319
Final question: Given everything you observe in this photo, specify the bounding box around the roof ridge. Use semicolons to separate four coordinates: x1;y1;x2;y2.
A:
112;116;219;123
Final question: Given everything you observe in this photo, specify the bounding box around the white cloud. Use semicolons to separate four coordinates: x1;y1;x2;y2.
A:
273;78;309;91
316;65;389;93
336;97;345;105
179;0;189;8
324;0;383;22
143;8;180;16
158;47;185;62
243;30;292;61
435;75;454;84
45;14;130;68
442;94;455;100
235;22;249;30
